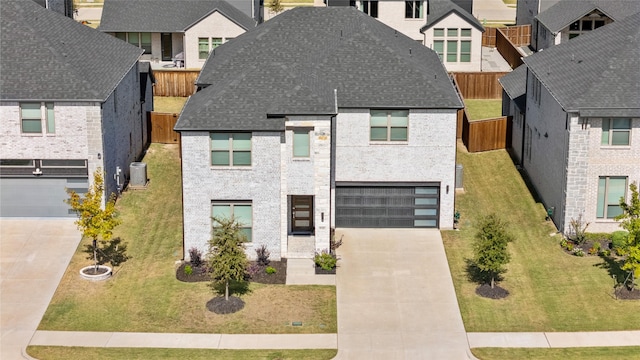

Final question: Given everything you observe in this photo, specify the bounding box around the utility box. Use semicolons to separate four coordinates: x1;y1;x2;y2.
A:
130;162;147;187
455;164;463;189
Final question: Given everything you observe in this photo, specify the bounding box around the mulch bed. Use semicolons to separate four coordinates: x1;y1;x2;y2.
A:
206;296;245;314
476;284;509;299
561;240;613;256
615;287;640;300
315;266;336;275
176;259;287;285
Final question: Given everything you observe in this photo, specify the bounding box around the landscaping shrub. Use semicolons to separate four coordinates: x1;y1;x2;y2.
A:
184;264;193;276
265;266;276;274
612;231;629;255
568;214;589;245
255;244;271;266
573;248;585;257
189;247;203;267
314;250;337;271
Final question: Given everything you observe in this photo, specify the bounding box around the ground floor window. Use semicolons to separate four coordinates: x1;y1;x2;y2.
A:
597;176;627;219
212;201;253;241
115;32;151;54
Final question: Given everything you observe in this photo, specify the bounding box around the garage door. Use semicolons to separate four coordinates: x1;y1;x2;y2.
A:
335;184;439;228
0;177;88;217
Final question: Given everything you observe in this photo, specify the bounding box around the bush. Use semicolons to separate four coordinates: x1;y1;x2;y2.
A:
560;238;568;249
566;242;574;251
184;264;193;275
572;248;585;257
600;249;611;257
246;263;261;276
265;266;276;274
189;247;203;267
255;244;271;266
314;250;337;271
612;231;629;254
568;214;589;244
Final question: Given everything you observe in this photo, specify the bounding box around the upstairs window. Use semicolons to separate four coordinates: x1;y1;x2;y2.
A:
370;110;408;142
433;28;471;63
117;32;151;54
210;133;252;166
293;129;311;158
360;1;378;17
405;1;423;18
20;102;54;134
198;37;226;60
601;118;631;146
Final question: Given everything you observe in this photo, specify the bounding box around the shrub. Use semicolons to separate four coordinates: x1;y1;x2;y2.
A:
572;247;585;257
566;242;574;251
247;263;261;276
568;214;590;244
612;231;629;254
600;249;612;257
189;247;203;267
314;250;337;271
255;244;271;266
588;247;598;256
184;264;193;275
265;266;276;274
560;238;568;249
593;241;602;251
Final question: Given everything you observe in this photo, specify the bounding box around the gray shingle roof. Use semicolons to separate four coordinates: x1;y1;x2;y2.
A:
98;0;256;33
523;12;640;117
421;0;484;32
498;64;527;111
536;0;640;33
177;7;462;132
1;0;143;101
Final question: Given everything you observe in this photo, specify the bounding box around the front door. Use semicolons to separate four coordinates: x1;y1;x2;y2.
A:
161;33;172;61
291;196;314;233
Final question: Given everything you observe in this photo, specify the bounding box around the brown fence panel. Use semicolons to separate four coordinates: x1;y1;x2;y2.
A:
452;72;508;99
500;25;531;46
482;27;497;47
463;116;511;152
153;70;200;97
496;29;524;69
149;112;181;144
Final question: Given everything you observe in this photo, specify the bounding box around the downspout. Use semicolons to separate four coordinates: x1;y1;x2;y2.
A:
521;68;529;166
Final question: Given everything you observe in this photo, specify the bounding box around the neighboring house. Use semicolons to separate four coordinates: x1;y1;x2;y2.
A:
498;64;527;163
516;0;560;25
175;7;463;261
421;0;484;72
99;0;256;69
530;0;640;51
0;0;149;217
500;13;640;234
347;0;429;42
32;0;74;18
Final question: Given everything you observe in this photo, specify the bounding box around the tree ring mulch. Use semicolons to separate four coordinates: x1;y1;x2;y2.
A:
615;287;640;300
476;284;509;299
315;266;336;275
207;296;245;314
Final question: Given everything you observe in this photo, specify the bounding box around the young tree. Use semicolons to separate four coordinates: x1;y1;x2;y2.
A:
66;169;121;271
615;182;640;289
268;0;284;14
473;214;514;288
208;216;249;301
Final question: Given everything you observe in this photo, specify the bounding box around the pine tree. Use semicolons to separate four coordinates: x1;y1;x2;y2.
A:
473;214;514;288
208;216;249;301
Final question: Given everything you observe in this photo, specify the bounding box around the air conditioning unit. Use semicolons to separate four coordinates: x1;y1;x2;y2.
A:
129;162;147;188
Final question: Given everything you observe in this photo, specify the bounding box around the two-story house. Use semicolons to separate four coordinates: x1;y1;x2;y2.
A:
501;12;640;234
99;0;256;69
530;0;640;52
0;0;148;217
175;7;462;260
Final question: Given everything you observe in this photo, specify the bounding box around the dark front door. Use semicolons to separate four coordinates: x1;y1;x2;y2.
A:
161;33;172;61
291;196;314;233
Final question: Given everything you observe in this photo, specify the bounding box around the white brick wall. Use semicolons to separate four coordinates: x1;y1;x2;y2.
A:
184;12;247;69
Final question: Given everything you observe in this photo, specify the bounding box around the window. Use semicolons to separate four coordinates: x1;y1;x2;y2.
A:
20;102;54;134
370;110;408;142
360;1;378;17
0;159;35;167
433;28;471;63
601;118;631;146
198;38;209;59
405;1;423;18
211;38;223;49
293;129;310;157
568;15;608;39
531;76;541;105
212;202;253;241
118;32;152;54
597;176;627;219
210;133;251;166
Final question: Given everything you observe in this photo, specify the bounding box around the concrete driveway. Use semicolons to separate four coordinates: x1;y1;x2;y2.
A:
0;219;80;359
334;228;474;359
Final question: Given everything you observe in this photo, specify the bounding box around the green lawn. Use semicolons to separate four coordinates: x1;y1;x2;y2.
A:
442;144;640;332
27;347;337;360
464;99;502;121
39;144;337;334
472;347;640;360
153;96;188;114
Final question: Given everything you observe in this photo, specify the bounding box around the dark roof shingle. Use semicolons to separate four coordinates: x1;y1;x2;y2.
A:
536;0;640;33
99;0;255;33
421;0;484;32
498;64;527;110
177;7;462;131
524;12;640;117
1;0;142;101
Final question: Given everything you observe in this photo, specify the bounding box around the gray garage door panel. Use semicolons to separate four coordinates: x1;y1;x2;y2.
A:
0;178;88;217
336;186;439;228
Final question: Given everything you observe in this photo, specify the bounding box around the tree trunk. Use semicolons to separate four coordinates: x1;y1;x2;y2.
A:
490;276;495;289
225;280;229;301
93;238;98;271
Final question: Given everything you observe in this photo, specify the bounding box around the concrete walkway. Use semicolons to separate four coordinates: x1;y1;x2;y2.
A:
333;229;474;359
0;219;80;360
468;331;640;348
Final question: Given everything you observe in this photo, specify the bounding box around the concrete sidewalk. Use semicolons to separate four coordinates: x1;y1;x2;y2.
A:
468;331;640;348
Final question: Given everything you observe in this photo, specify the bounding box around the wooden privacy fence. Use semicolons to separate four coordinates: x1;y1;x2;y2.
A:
462;115;512;153
153;70;199;97
482;25;531;47
149;112;181;144
496;29;524;69
452;72;508;99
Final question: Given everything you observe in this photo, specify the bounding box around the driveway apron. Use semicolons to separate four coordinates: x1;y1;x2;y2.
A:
334;228;474;359
0;219;80;359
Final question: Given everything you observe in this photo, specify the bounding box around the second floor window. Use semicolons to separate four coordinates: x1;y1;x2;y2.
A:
210;133;252;166
199;37;224;60
405;1;423;19
360;1;378;17
116;32;151;54
293;129;311;158
601;118;631;146
370;110;408;142
433;28;471;63
20;102;54;134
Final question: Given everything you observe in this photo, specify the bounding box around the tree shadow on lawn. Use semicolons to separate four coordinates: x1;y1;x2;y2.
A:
594;254;630;289
464;258;504;285
209;279;252;297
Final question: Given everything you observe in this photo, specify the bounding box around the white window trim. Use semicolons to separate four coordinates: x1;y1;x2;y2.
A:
596;176;627;220
210;132;252;168
601;118;632;147
198;37;230;61
20;102;55;136
211;201;253;242
433;27;472;63
370;110;409;143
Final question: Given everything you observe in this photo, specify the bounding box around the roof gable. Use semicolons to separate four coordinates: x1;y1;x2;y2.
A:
536;0;640;33
1;0;142;101
421;0;484;32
